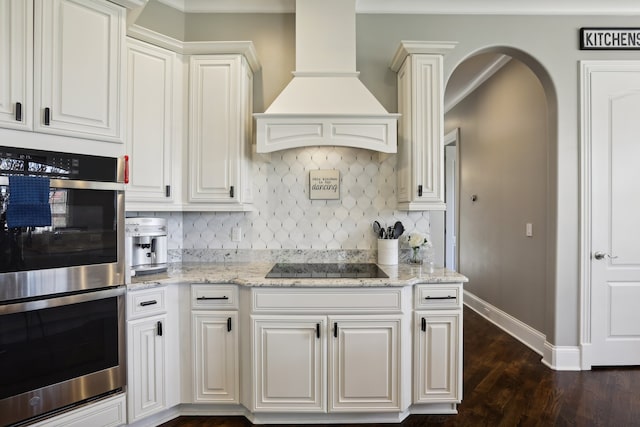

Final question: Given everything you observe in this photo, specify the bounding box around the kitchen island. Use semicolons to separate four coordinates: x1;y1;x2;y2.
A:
123;262;467;426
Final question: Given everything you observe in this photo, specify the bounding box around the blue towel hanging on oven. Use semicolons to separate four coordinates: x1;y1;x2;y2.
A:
6;175;52;228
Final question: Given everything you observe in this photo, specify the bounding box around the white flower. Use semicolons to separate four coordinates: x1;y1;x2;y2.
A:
407;232;430;249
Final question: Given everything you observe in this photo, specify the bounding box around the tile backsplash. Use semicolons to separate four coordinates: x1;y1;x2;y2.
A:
130;146;431;262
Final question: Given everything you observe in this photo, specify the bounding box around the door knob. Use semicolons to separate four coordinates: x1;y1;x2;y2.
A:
593;251;618;260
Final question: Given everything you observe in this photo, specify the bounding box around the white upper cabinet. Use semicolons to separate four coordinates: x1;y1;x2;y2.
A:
33;0;125;142
391;41;456;211
125;38;177;209
188;54;254;211
122;29;259;212
0;0;33;131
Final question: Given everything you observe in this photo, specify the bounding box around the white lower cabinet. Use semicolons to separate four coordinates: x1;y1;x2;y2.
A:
120;282;464;425
413;284;463;405
250;288;405;414
329;317;401;412
192;311;239;403
252;316;326;412
127;314;166;420
126;286;175;423
191;284;239;403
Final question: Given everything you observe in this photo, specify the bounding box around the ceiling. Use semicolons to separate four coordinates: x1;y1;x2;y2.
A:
157;0;640;15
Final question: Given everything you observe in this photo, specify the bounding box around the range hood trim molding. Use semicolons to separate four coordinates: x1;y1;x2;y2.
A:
255;115;400;154
254;0;398;154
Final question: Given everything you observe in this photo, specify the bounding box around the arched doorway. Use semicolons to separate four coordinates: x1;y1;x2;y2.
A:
443;48;557;355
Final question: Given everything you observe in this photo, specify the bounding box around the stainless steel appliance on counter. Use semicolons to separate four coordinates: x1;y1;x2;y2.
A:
0;146;126;426
125;217;168;276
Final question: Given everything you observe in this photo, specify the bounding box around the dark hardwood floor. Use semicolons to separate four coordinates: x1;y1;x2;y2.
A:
160;307;640;427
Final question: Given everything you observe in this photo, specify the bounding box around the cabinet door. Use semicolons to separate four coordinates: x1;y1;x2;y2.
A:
414;311;461;403
252;316;326;412
188;55;252;209
329;316;401;412
34;0;125;142
192;311;239;403
396;57;413;205
0;0;32;131
396;54;446;211
127;314;166;422
125;38;175;205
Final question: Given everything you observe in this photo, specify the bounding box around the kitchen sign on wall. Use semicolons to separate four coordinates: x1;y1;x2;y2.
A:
309;169;340;200
580;28;640;50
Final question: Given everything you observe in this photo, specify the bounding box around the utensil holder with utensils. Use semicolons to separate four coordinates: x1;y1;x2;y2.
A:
378;238;398;265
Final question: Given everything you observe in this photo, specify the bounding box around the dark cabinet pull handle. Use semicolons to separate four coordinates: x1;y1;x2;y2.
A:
333;322;338;338
15;102;22;122
227;317;232;332
156;321;163;336
229;185;234;198
139;300;157;306
165;185;171;197
425;296;456;300
418;185;423;197
316;323;320;339
421;317;426;332
196;296;229;301
44;107;50;126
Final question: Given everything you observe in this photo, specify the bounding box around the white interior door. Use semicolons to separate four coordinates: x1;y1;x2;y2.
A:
584;61;640;366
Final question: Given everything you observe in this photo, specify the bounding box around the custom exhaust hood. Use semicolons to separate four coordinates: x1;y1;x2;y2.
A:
254;0;399;153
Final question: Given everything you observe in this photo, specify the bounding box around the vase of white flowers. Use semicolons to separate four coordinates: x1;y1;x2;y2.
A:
407;232;431;264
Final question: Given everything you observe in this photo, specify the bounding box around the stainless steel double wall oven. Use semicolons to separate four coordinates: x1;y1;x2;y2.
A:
0;146;126;426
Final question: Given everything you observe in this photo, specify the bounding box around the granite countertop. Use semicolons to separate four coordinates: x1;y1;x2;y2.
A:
128;262;468;290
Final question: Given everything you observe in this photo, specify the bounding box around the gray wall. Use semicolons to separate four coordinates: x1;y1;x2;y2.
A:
445;59;549;333
134;0;185;40
355;14;640;346
134;6;640;346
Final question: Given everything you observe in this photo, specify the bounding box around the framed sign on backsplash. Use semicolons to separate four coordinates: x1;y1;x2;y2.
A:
309;169;340;200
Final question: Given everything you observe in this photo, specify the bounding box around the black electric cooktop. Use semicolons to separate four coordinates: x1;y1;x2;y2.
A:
265;263;388;279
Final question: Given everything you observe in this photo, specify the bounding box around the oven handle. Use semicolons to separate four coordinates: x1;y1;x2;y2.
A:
0;176;125;191
0;286;126;315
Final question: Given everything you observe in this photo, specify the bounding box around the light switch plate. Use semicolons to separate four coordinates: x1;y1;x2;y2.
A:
231;227;242;242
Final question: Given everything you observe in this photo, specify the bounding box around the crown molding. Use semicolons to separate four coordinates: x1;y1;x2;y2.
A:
157;0;294;13
156;0;640;15
127;25;261;72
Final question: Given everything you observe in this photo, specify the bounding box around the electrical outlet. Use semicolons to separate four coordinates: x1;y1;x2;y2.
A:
231;227;242;242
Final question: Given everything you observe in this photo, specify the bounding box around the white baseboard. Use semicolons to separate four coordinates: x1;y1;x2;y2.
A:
463;290;581;370
542;342;582;371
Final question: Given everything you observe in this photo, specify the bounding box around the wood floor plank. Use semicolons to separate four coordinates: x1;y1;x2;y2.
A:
159;307;640;427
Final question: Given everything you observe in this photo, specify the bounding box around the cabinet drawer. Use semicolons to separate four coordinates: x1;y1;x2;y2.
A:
30;393;126;427
415;285;462;310
127;287;167;319
252;288;404;313
191;284;238;309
